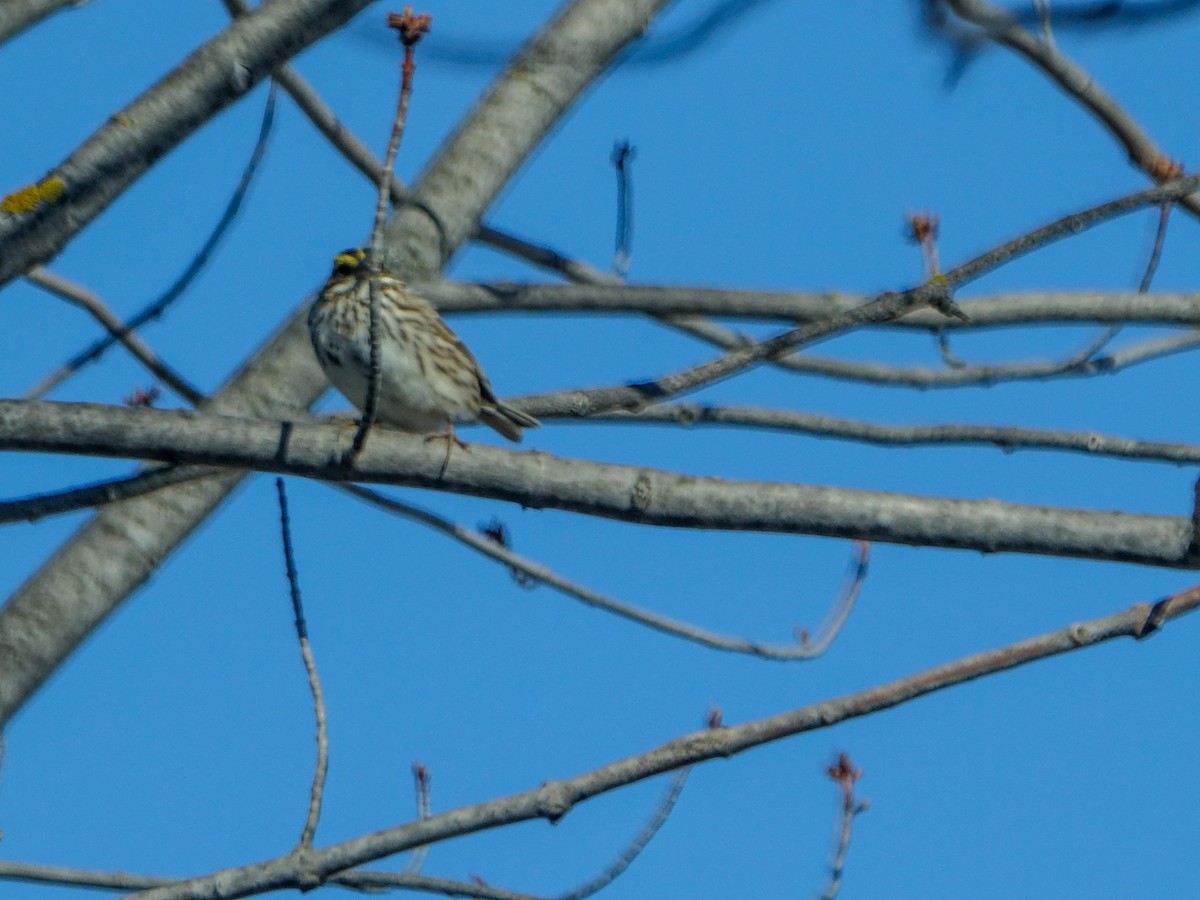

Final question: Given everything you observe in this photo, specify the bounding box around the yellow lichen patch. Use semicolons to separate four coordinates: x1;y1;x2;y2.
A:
1;176;66;215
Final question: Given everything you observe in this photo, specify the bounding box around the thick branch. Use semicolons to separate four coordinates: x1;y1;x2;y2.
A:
414;282;1200;328
0;402;1195;569
0;0;78;47
0;0;372;287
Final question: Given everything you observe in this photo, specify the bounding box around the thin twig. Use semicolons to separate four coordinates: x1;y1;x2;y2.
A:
658;315;1195;389
945;172;1200;287
819;753;867;900
905;212;941;278
800;543;870;656
554;769;688;900
403;763;432;875
0;464;212;524
220;0;409;193
611;140;635;278
1038;200;1177;385
0;862;171;892
337;484;866;660
1139;201;1174;293
348;9;431;464
572;403;1200;465
935;331;967;369
23;269;205;404
1094;329;1200;372
1034;0;1054;45
25;83;277;400
941;0;1200;221
0;772;682;900
475;226;624;285
331;871;539;899
275;478;328;850
932;321;1120;382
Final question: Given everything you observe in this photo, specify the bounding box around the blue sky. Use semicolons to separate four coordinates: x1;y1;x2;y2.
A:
3;1;1200;897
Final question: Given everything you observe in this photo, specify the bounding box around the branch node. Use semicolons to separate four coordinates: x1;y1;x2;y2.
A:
388;7;433;46
1135;597;1172;640
1185;476;1200;564
535;780;573;823
629;473;653;512
288;846;323;892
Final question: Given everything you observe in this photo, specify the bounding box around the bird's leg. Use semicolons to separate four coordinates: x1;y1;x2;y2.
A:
425;423;469;477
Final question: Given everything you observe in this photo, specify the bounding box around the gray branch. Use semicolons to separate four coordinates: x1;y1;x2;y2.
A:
0;0;373;288
943;0;1200;219
415;282;1200;328
338;484;862;660
0;0;79;48
646;316;1200;388
0;402;1195;571
588;403;1200;465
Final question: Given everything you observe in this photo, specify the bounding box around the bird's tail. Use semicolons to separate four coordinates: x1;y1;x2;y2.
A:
479;403;539;443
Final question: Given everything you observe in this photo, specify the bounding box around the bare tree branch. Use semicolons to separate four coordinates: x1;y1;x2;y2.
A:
722;322;1166;398
654;314;1200;388
339;484;865;659
240;15;621;289
0;464;208;524
9;392;1200;530
349;12;429;465
554;768;688;900
403;763;433;875
331;872;540;899
0;0;80;48
23;269;205;404
819;753;867;900
3;585;1195;900
941;0;1200;217
410;281;1200;328
0;0;372;288
275;479;329;851
0;401;1195;569
589;403;1200;464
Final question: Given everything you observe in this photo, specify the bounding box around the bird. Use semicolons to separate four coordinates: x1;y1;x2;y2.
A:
307;248;539;443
